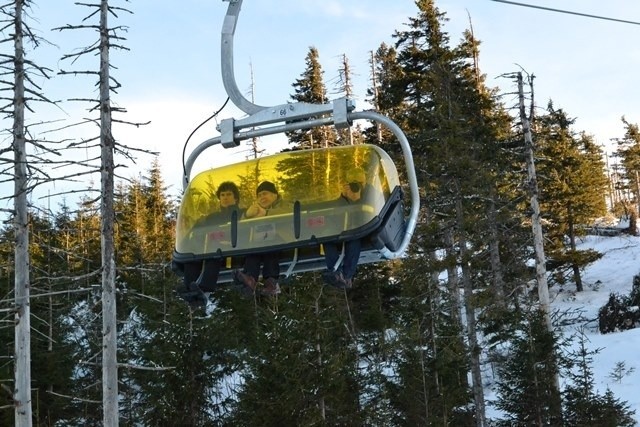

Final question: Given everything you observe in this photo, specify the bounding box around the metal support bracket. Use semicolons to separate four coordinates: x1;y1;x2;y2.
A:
219;118;237;148
215;97;356;146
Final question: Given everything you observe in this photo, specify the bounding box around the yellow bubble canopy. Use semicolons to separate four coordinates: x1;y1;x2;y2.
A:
174;144;399;262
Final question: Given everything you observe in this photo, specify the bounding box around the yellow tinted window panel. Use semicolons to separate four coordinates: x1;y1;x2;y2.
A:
175;144;400;256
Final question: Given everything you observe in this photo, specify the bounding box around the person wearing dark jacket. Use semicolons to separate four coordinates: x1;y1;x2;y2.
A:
234;180;291;296
322;168;367;290
179;181;242;305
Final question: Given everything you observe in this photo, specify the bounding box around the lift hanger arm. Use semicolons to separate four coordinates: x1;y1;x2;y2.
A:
221;0;265;114
179;1;420;258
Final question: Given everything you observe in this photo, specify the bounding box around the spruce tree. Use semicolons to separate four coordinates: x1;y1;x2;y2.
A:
384;2;530;424
387;255;472;425
613;117;640;228
375;2;478;419
495;309;564;426
288;46;337;149
227;281;363;426
25;212;79;425
536;103;608;291
562;328;636;426
63;198;105;424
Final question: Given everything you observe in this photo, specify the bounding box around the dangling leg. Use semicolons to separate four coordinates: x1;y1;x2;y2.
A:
197;259;222;292
177;261;208;307
182;261;201;289
261;252;281;296
323;242;340;272
234;255;259;293
340;239;361;288
322;242;348;289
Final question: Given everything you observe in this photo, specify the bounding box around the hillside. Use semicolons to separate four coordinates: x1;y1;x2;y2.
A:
486;233;640;422
561;233;640;421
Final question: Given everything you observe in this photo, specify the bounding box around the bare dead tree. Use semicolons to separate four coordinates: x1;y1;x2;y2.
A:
11;2;32;424
369;51;383;144
97;1;118;423
516;71;551;329
0;0;61;424
44;1;151;202
52;1;149;425
333;53;354;145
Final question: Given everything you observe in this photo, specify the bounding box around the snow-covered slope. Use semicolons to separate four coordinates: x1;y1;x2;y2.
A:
555;234;640;421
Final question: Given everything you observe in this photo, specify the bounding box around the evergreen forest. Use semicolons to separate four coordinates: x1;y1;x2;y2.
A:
2;0;640;425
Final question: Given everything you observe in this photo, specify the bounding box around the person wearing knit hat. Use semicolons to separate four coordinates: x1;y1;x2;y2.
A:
243;180;289;219
235;180;292;296
256;180;277;195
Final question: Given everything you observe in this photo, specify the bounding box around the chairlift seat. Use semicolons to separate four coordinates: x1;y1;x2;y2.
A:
172;145;408;284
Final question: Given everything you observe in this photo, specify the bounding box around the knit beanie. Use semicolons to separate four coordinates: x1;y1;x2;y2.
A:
256;181;278;195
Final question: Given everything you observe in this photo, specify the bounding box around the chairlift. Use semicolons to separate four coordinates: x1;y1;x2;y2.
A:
171;0;419;288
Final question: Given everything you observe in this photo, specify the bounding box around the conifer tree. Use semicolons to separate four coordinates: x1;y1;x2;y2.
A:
142;159;175;264
613;117;640;226
127;304;240;425
0;224;14;425
495;309;564;426
288;46;337;149
349;266;400;425
562;328;636;426
56;198;104;424
384;2;529;423
536;104;608;291
387;256;472;425
228;282;363;426
25;213;79;425
113;159;175;299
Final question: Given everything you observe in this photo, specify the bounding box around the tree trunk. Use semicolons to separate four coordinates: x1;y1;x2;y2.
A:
635;171;640;232
444;227;461;323
567;205;583;292
13;0;33;424
314;294;326;420
628;210;638;236
517;72;551;330
425;205;441;285
456;192;486;427
369;51;383;144
99;0;119;425
487;191;506;305
415;319;430;423
518;72;562;411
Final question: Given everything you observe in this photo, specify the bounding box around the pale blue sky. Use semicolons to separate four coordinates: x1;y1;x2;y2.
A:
18;0;640;204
